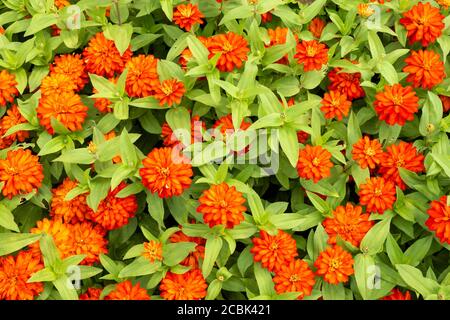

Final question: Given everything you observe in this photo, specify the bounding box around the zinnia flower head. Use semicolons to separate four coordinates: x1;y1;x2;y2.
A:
294;40;329;72
267;27;290;64
125;54;159;98
170;229;206;268
90;182;138;230
403;50;445;89
297;145;333;183
321;90;352;120
212;114;251;139
179;36;211;68
142;240;163;263
159;269;207;300
440;95;450;113
328;65;365;101
37;91;88;135
153;79;186;107
378;141;424;190
309;17;326;39
0;70;18;107
79;287;102;300
105;281;150;300
374;84;419;126
0;104;29;148
197;182;247;229
314;245;354;284
69;222;108;265
54;0;70;9
352;136;383;169
358;4;375;17
208;32;250;72
323;203;374;247
83;32;133;78
358;177;396;214
251;230;298;272
381;288;412;300
50;178;93;223
40;73;77;96
0;250;44;300
173;4;204;31
399;2;445;47
139;147;193;199
261;12;273;23
50;54;88;91
425;196;450;244
0;149;44;199
272;259;316;300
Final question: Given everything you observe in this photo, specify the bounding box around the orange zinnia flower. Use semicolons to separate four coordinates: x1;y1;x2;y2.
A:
374;84;419;126
399;2;445;47
328;65;365;101
159;269;207;300
403;50;445;89
0;250;44;300
314;245;354;285
381;288;412;300
297;145;333;183
320;90;351;120
0;149;44;199
37;91;88;135
140;147;193;199
261;11;273;23
378;141;424;190
29;218;74;260
0;104;29;148
50;178;93;223
309;17;326;39
142;240;163;263
294;40;329;72
440;95;450;113
208;32;250;72
90;182;137;230
40;73;77;96
93;77;117;113
50;54;88;91
125;54;159;98
0;70;18;107
323;203;374;247
173;4;204;31
352;136;383;169
251;230;298;272
426;196;450;244
267;27;290;64
105;281;150;300
179;36;212;68
170;229;206;268
358;177;396;214
358;4;375;17
197;183;247;229
153;79;186;107
69;222;108;265
272;259;316;300
79;287;102;300
83;32;133;78
161;115;205;147
54;0;70;9
212;114;251;137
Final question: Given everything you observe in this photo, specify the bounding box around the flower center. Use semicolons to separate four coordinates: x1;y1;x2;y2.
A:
269;242;279;251
161;83;174;96
365;147;375;157
222;41;234;53
329;259;341;271
392;95;403;106
396;158;405;168
219;200;228;208
158;167;170;177
306;45;317;57
289;274;299;282
374;188;383;196
312;157;321;166
181;7;192;18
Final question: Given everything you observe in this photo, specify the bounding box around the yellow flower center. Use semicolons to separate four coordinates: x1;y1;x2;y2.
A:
392;95;403;106
269;242;279;251
365;147;375;157
374;188;383;196
219;200;228;208
312;157;321;166
222;41;234;53
161;83;174;96
289;274;299;282
158;167;170;177
329;259;341;271
306;45;318;57
88;141;97;154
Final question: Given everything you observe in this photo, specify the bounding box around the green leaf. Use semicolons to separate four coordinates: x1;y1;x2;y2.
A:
146;191;165;229
203;236;223;278
403;236;433;267
0;233;41;256
279;126;299;167
24;13;58;36
206;279;222;300
368;31;385;60
53;149;96;165
300;0;327;23
163;242;197;267
377;60;398;85
396;264;440;298
104;23;133;56
53;276;79;300
160;0;174;21
0;203;19;232
354;253;375;300
187;35;209;65
254;262;275;296
322;282;346;300
360;217;391;255
118;256;160;278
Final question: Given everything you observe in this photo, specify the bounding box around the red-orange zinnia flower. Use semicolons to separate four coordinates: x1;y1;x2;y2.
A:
140;147;193;199
0;104;29;148
352;136;383;169
403;50;445;89
125;55;159;98
90;182;138;230
142;240;163;263
79;287;102;300
69;222;108;265
50;178;93;223
294;40;328;72
399;2;445;47
309;17;326;39
374;84;419;126
0;250;44;300
170;229;206;268
212;114;251;138
426;196;450;244
314;245;354;284
297;145;333;183
159;269;207;300
50;54;88;91
267;27;290;64
40;73;78;96
0;70;18;107
440;95;450;113
83;32;132;78
323;203;374;247
272;259;316;300
197;182;247;229
0;149;44;199
328;65;365;101
208;32;250;72
321;90;352;120
251;230;298;272
381;288;412;300
358;177;396;214
105;281;150;300
153;79;186;107
173;4;204;31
